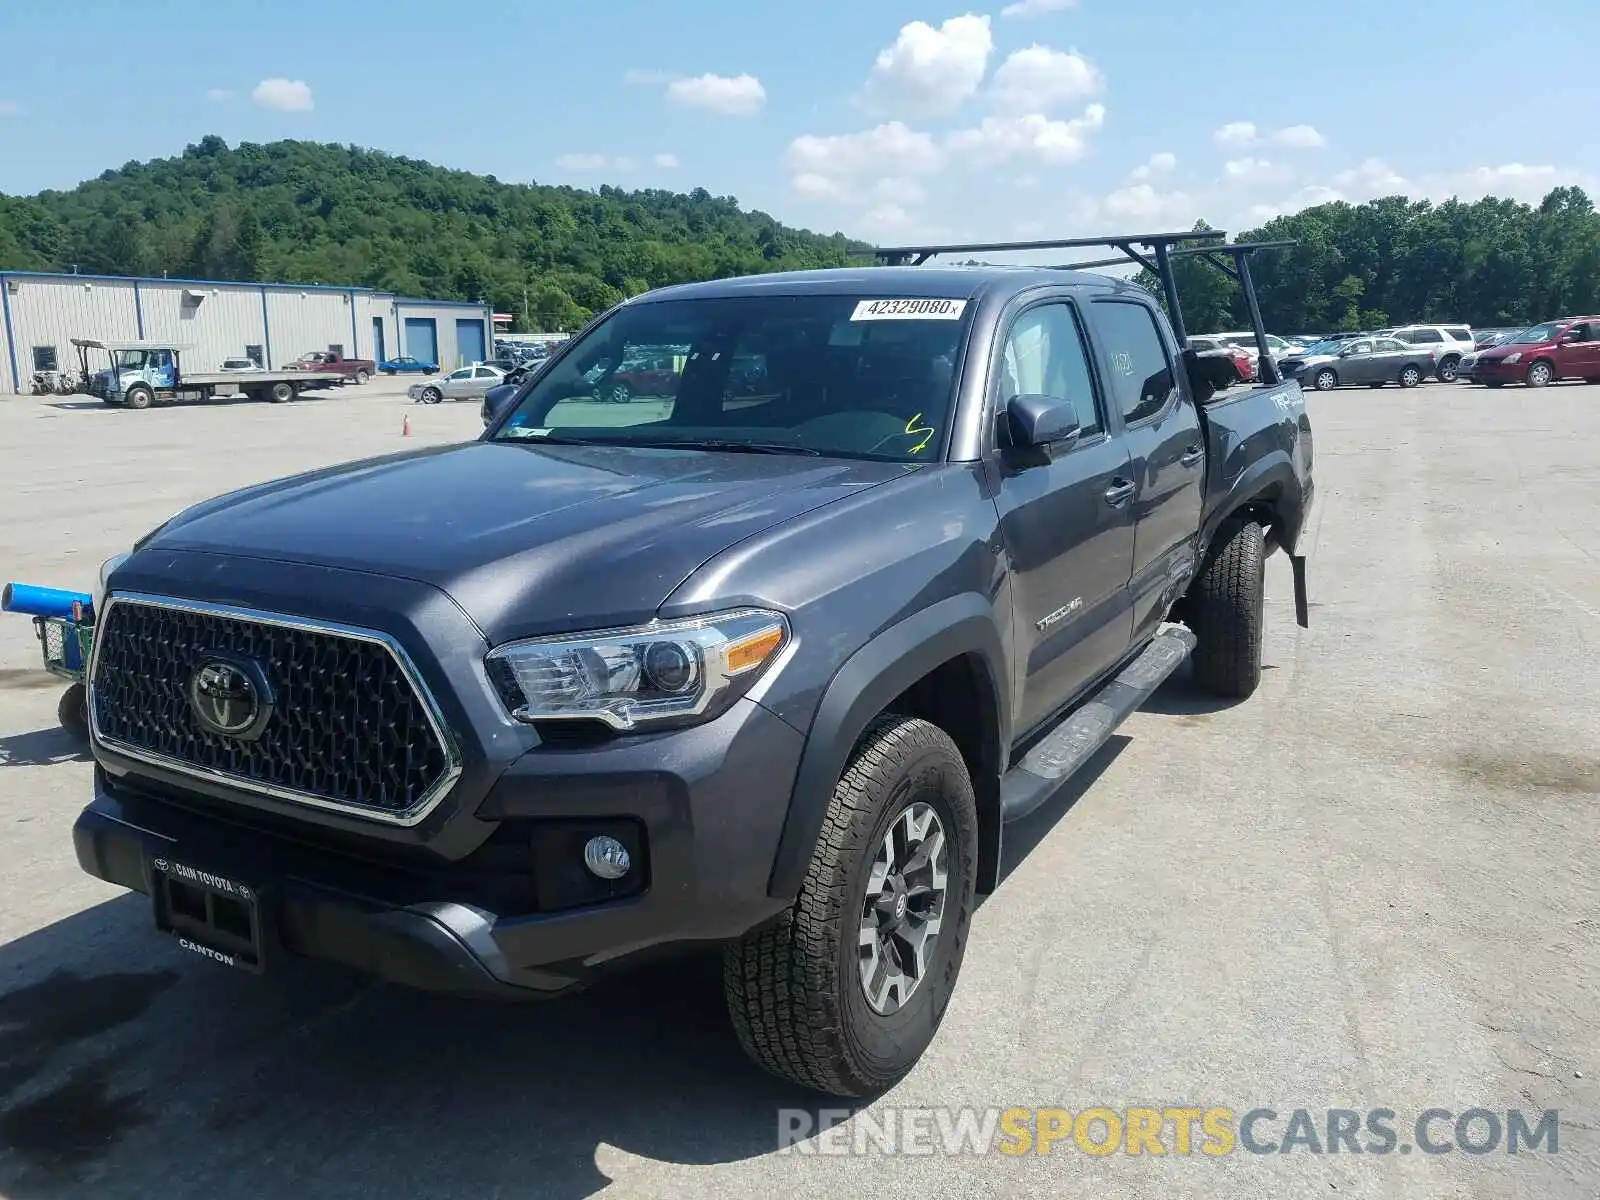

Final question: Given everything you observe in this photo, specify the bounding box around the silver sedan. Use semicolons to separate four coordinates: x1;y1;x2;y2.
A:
408;365;506;404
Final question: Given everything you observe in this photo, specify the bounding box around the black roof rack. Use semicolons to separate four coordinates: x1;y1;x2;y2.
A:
872;232;1297;383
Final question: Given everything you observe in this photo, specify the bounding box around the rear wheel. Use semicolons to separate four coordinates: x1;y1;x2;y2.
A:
1526;360;1554;388
354;369;370;385
1399;365;1423;388
1436;355;1460;382
1188;518;1266;700
269;381;295;403
724;714;977;1098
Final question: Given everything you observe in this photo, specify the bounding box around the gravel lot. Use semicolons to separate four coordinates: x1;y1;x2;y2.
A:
0;378;1595;1199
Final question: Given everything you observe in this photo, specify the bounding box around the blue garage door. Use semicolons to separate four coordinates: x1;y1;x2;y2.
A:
372;317;386;364
404;317;438;368
456;318;486;367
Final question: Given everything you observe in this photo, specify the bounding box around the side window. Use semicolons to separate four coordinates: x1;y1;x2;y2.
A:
1445;326;1472;342
1348;340;1374;355
997;301;1104;440
449;368;473;380
1091;301;1177;426
1413;329;1443;343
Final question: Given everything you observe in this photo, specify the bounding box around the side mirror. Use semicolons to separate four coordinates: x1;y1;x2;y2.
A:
482;382;519;425
1005;393;1080;449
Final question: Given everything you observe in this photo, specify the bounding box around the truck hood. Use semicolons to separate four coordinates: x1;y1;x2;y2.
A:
135;440;908;643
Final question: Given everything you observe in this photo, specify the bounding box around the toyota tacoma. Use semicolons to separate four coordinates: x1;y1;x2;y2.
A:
74;231;1315;1099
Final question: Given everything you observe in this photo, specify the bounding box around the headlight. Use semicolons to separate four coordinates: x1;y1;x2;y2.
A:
92;552;130;616
486;608;789;730
1503;352;1521;364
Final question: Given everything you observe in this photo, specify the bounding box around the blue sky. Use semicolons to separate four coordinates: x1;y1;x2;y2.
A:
1;0;1594;247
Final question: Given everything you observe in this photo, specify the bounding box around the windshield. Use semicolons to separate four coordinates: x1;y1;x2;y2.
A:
1296;339;1344;356
490;293;973;462
1510;323;1557;344
113;350;149;370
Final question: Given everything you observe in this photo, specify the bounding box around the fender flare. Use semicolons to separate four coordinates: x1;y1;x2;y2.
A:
1199;452;1300;555
765;593;1010;901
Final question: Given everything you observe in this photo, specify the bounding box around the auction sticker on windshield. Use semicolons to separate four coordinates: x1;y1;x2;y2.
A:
851;299;968;321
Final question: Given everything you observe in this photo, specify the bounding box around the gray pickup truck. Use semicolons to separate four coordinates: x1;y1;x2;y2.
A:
73;231;1314;1099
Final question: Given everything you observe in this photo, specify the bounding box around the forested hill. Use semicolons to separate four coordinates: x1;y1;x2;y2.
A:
1144;187;1600;333
0;135;870;330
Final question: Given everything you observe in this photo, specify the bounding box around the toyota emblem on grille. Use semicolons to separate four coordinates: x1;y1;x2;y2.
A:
189;658;273;740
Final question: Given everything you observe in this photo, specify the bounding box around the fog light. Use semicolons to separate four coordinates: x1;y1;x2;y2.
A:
583;835;632;880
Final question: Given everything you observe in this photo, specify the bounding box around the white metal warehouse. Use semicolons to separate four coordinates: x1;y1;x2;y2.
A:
0;269;494;393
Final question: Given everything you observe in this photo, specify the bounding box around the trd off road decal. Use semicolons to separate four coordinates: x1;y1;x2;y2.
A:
850;298;969;321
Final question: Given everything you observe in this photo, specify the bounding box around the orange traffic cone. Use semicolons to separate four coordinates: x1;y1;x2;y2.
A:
402;414;412;437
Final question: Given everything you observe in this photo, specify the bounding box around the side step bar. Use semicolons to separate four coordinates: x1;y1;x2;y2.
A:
999;625;1197;824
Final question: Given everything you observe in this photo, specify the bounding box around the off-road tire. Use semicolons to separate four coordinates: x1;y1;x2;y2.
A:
58;683;88;739
1188;518;1266;699
723;713;978;1098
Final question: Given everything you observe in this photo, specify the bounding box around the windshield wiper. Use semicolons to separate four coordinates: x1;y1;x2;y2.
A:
622;438;822;456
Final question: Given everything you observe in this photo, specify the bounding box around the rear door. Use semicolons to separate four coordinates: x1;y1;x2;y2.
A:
1556;320;1600;377
1085;296;1205;644
986;295;1136;735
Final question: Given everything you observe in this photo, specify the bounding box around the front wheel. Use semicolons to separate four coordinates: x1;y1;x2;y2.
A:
1526;360;1554;388
1312;368;1338;391
420;387;442;405
58;683;89;739
125;385;153;410
1188;518;1266;699
724;714;977;1098
1399;365;1423;388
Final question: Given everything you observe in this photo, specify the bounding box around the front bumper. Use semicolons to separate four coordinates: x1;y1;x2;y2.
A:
75;694;804;997
1467;358;1524;384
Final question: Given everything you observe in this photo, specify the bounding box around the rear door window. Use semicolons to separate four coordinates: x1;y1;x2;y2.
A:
1091;300;1178;426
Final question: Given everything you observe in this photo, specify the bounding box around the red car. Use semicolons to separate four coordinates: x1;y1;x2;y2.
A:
1467;316;1600;388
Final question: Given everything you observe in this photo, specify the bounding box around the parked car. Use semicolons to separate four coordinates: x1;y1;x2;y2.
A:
1465;317;1600;388
1186;336;1255;384
219;358;261;372
408;363;506;404
379;355;439;375
75;242;1314;1100
1208;330;1306;374
1387;325;1475;382
283;349;375;387
1278;335;1437;390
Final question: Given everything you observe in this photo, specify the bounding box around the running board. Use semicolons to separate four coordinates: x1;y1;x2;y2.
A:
999;626;1197;824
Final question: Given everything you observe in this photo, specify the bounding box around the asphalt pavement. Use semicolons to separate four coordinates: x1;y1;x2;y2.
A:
0;377;1595;1198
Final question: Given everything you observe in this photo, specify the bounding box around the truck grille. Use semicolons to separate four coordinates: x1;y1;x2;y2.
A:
90;595;459;824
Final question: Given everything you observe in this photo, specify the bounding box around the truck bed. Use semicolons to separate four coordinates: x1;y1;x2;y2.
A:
185;371;344;387
1198;377;1315;557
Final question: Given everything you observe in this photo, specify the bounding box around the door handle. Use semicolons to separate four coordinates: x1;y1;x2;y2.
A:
1104;479;1136;507
1179;444;1204;467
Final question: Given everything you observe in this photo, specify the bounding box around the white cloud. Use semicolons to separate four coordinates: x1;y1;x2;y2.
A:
787;122;946;202
554;153;641;172
251;78;314;113
204;88;235;103
665;72;766;116
946;102;1105;166
1101;183;1195;224
860;15;994;117
1273;124;1326;149
653;153;681;169
1223;156;1278;181
0;100;27;118
1213;121;1257;147
1130;151;1176;180
1001;0;1078;16
988;45;1101;114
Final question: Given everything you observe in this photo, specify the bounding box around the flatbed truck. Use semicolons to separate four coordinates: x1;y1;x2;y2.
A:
72;339;343;409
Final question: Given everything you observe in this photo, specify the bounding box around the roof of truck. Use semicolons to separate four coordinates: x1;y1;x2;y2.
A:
634;265;1148;305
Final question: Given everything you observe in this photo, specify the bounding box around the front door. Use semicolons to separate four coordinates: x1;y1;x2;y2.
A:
1556;320;1600;378
987;297;1136;736
1086;297;1205;642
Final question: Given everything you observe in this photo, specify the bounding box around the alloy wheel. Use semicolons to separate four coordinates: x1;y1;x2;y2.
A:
857;801;948;1016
